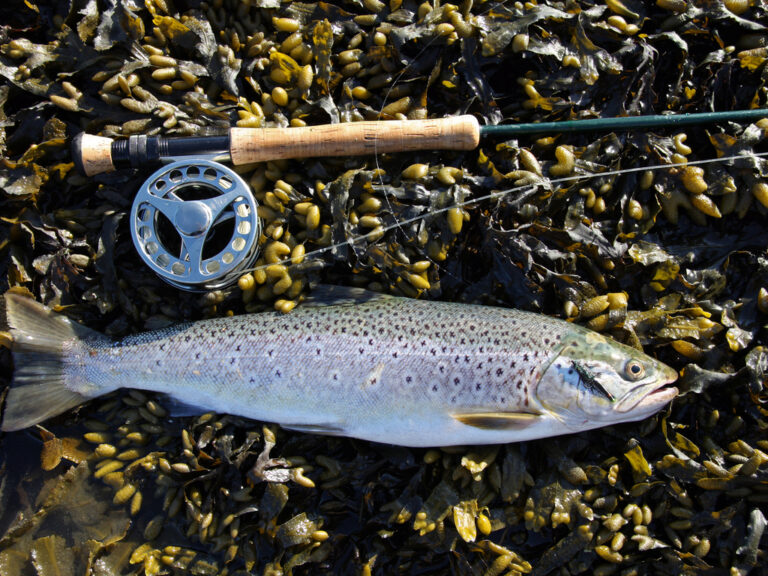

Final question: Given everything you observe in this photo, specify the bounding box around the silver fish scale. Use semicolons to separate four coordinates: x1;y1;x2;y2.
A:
72;297;576;443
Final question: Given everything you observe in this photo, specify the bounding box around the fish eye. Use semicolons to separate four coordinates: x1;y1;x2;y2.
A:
624;360;645;381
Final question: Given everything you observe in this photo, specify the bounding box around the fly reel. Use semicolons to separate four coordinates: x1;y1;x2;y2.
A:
130;159;261;291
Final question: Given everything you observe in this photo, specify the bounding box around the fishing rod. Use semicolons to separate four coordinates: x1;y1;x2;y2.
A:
70;108;768;291
73;108;768;177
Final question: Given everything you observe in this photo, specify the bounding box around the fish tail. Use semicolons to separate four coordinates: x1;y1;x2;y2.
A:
1;291;108;432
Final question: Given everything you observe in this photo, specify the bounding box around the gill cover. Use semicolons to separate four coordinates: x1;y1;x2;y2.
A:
536;328;678;425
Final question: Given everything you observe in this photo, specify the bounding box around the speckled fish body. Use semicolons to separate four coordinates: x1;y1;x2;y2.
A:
1;292;678;446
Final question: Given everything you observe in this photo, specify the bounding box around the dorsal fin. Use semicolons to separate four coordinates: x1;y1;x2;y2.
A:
303;285;395;308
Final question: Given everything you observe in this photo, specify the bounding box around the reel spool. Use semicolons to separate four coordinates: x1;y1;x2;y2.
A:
130;159;261;291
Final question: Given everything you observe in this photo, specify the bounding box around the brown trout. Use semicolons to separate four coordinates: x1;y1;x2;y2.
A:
0;289;678;446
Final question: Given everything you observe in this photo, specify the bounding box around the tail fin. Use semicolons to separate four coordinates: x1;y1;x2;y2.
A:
1;292;109;431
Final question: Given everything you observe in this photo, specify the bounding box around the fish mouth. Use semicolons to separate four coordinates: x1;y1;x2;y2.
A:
635;385;679;409
614;367;679;414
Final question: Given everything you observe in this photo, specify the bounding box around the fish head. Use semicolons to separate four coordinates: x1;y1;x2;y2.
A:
535;328;678;428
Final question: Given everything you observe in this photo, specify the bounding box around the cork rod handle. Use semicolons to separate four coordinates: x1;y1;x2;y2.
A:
230;115;481;165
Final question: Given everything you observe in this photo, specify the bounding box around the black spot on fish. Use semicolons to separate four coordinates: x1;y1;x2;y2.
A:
195;353;200;359
185;335;191;342
496;368;503;376
359;348;364;354
249;377;255;383
516;380;522;389
454;377;460;385
511;361;516;368
236;345;241;352
432;384;438;392
160;344;165;351
393;351;398;358
524;353;529;361
316;349;321;355
156;360;161;366
276;370;281;377
306;336;312;342
268;350;273;357
476;383;482;391
544;338;550;345
406;376;412;383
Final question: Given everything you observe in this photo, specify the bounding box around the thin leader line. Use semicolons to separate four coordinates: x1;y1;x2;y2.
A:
367;2;514;284
240;150;768;276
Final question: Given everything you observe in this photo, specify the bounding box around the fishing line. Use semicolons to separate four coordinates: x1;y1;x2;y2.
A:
358;3;768;292
75;2;768;290
239;150;768;277
368;2;501;284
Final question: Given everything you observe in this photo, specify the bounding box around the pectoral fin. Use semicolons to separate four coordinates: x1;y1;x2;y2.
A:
452;412;541;430
280;422;347;436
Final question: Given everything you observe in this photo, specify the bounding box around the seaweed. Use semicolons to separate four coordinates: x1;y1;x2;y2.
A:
2;0;768;573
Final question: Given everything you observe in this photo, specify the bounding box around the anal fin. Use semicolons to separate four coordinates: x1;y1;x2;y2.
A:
452;412;540;430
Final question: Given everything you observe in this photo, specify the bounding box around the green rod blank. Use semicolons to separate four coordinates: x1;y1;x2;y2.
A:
479;108;768;138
